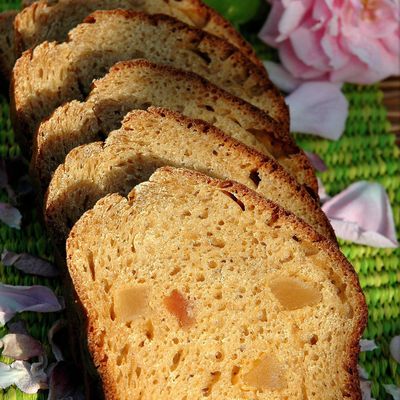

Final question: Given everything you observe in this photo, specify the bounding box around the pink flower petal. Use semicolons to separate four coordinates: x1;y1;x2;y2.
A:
0;203;22;229
322;182;398;248
290;26;331;70
1;251;59;278
321;34;351;69
0;284;64;325
277;0;308;41
360;339;378;352
0;333;43;360
305;151;328;172
384;385;400;400
262;61;302;92
286;81;348;140
0;359;48;393
258;1;285;46
48;320;68;362
390;336;400;364
279;41;328;79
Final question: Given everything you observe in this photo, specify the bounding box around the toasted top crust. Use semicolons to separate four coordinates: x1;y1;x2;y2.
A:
14;0;260;66
44;107;333;246
32;59;316;196
11;10;288;151
67;165;366;399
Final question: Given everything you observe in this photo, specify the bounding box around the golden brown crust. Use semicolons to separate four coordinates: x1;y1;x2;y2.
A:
44;106;334;243
67;166;366;400
11;8;289;153
32;58;315;194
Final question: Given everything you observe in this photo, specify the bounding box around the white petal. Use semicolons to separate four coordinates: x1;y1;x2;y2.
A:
358;364;369;379
322;182;398;248
390;336;400;363
360;339;378;352
360;380;374;400
384;384;400;400
0;360;47;394
286;81;348;140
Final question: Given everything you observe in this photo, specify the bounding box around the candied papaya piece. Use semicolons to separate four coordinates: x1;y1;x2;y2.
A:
243;355;286;390
114;286;149;322
269;277;321;310
164;289;194;327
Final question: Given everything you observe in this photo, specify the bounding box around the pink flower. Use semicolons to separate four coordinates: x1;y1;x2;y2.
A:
260;0;400;84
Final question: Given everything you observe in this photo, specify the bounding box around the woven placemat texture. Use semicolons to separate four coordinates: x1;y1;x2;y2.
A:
0;2;399;399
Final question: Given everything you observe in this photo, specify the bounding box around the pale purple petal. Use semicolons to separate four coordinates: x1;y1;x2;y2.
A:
0;334;43;360
286;82;348;140
360;339;378;352
7;321;28;335
0;203;22;229
305;151;328;172
0;283;64;325
317;178;331;204
384;385;400;400
322;182;398;248
390;336;400;363
1;251;59;278
360;380;374;400
48;361;84;400
358;364;369;380
0;359;48;393
48;320;67;362
263;61;302;92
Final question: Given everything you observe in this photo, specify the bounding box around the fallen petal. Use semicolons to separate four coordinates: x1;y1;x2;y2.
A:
317;178;331;204
286;81;348;140
358;364;369;380
360;380;373;400
0;333;43;360
263;61;302;92
305;151;328;172
384;384;400;400
48;361;84;400
7;320;28;335
390;336;400;363
0;359;47;393
0;203;22;229
1;251;59;278
322;182;398;248
48;320;68;362
360;339;378;352
0;283;64;325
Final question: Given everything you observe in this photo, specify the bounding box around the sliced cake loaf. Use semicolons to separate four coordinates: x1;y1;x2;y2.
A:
32;60;316;196
66;166;366;400
13;0;260;68
45;107;334;247
11;10;287;151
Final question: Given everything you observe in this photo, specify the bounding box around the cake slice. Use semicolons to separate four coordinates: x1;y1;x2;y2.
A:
44;107;334;247
66;166;367;400
13;0;260;68
32;59;316;196
0;0;260;85
11;10;287;151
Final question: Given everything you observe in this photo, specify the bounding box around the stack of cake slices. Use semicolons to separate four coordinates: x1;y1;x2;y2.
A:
1;1;367;398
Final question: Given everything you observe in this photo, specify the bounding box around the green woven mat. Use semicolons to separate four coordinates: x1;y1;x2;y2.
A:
0;1;399;399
